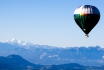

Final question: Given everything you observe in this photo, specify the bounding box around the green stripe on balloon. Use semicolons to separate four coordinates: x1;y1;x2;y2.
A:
74;14;85;30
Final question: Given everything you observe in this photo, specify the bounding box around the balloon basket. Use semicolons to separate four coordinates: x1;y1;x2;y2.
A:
85;34;89;38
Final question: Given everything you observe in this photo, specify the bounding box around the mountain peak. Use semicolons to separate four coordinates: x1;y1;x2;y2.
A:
11;38;20;43
6;38;34;46
7;54;23;59
6;38;20;44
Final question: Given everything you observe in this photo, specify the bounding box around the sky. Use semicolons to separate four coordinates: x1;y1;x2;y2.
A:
0;0;104;47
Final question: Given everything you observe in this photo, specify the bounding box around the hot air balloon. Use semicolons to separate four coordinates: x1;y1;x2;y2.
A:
74;5;100;38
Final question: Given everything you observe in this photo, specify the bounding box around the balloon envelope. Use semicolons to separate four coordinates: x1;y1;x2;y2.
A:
74;5;100;37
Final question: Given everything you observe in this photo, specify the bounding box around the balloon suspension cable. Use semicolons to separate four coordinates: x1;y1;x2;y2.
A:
85;34;89;38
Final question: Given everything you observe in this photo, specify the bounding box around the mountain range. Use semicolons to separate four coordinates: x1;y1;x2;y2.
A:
0;54;104;70
0;39;104;66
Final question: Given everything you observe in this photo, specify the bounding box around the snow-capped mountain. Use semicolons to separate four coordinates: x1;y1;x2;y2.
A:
0;39;104;66
6;38;34;46
5;38;57;49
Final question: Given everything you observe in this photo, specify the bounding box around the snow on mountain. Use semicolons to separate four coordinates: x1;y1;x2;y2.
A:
102;56;104;59
6;38;20;44
6;38;34;46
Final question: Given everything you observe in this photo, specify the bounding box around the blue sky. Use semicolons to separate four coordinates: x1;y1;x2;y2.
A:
0;0;104;47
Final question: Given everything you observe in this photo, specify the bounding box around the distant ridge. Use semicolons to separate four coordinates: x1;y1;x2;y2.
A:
0;54;43;70
0;54;104;70
0;39;104;66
